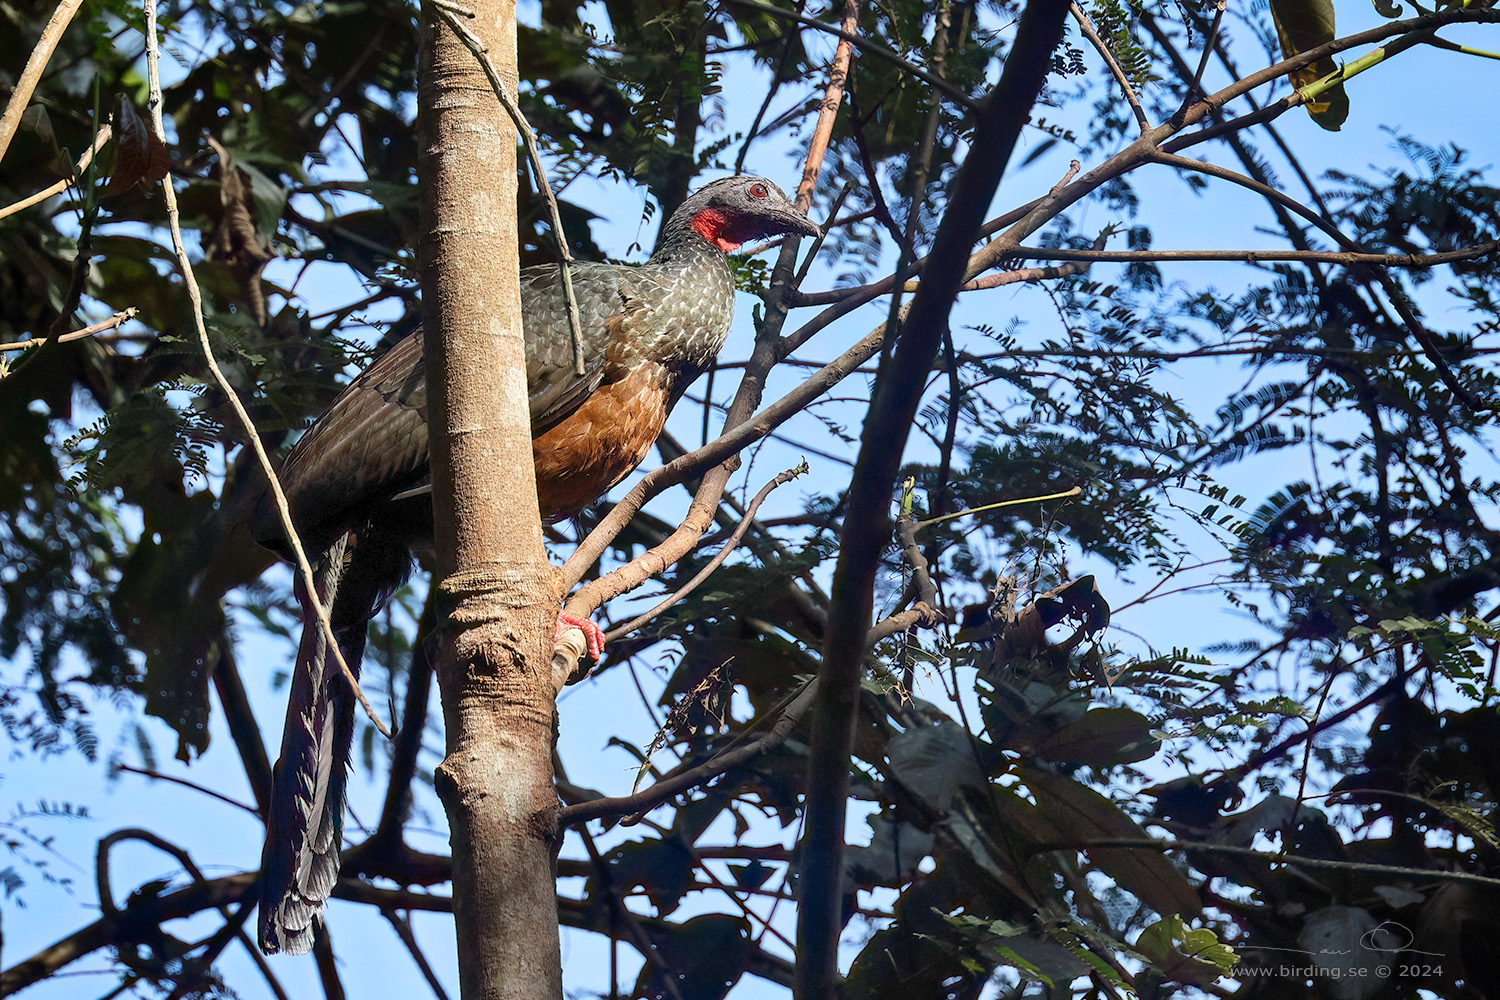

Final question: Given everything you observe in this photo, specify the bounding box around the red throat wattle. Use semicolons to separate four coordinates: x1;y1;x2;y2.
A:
690;208;743;252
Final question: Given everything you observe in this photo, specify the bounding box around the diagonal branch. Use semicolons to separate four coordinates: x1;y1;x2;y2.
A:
557;679;818;828
721;0;978;109
0;0;88;164
603;463;807;643
0;124;112;221
1071;2;1148;133
794;0;1073;995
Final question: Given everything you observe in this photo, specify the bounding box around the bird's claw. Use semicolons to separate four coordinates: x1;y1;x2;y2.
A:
555;612;605;662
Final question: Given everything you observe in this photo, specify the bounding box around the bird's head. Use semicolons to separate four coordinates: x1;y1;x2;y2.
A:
674;175;822;253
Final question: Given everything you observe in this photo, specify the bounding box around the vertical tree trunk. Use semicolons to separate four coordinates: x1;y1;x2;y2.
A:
416;3;564;998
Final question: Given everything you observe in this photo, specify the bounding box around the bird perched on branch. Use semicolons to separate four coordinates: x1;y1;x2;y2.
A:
252;175;819;955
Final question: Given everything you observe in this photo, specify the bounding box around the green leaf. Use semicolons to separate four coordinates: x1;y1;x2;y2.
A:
1021;767;1201;919
1268;0;1350;130
1033;707;1160;766
1135;914;1239;984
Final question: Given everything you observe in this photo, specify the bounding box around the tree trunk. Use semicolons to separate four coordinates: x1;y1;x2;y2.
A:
416;3;564;998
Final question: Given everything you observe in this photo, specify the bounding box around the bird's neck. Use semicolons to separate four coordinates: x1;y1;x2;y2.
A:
649;219;734;268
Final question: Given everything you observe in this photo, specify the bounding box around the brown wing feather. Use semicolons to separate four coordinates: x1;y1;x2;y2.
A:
258;262;647;549
267;333;430;551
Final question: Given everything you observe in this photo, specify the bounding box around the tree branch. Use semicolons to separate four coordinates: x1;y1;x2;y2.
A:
1009;241;1500;267
557;679;818;828
0;0;88;165
0;124;112;222
1071;2;1148;133
795;0;1072;994
602;463;807;643
720;0;978;109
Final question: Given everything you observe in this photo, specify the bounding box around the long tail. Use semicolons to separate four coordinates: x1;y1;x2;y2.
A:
257;533;364;955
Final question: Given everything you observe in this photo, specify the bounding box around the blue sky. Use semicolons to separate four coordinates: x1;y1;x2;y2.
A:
6;2;1500;997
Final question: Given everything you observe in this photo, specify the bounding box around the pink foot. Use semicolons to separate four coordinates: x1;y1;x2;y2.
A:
555;612;605;662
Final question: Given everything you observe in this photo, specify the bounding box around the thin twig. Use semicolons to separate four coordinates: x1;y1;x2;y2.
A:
557;680;819;828
1151;149;1487;408
111;764;259;816
882;0;948;365
1030;836;1500;888
604;463;808;642
790;0;857;214
425;0;587;375
382;910;451;1000
0;308;138;353
1149;149;1358;250
0;124;112;221
734;18;802;173
0;0;88;164
1070;2;1148;133
917;486;1083;528
1006;241;1500;267
720;0;978;110
575;814;686;1000
141;0;392;739
94;830;278;1000
1187;1;1226;105
311;931;348;1000
162;899;254;1000
372;594;437;844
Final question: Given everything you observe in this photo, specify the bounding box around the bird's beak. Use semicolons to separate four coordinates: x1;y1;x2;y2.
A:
782;209;822;240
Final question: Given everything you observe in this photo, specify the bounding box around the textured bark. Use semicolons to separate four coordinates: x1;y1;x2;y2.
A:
416;2;564;998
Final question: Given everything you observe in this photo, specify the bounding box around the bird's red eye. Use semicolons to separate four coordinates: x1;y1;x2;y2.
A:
750;182;768;198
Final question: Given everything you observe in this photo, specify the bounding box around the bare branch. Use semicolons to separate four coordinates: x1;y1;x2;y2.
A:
1149;149;1358;250
0;0;88;164
603;463;807;643
557;680;818;828
1071;2;1148;133
382;910;452;1000
0;308;138;354
1010;241;1500;267
110;765;259;817
0;124;112;221
1029;837;1500;888
793;0;858;211
720;0;979;110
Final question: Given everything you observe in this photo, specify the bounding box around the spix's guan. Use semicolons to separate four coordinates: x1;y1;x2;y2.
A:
253;175;818;955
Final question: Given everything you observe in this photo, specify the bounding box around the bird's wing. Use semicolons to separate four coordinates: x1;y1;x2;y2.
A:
522;260;647;434
262;262;644;547
269;331;431;549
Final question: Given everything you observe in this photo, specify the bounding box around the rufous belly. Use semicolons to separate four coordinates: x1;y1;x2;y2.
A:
533;361;672;520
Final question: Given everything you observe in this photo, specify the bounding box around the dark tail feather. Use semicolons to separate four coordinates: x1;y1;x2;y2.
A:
258;534;366;955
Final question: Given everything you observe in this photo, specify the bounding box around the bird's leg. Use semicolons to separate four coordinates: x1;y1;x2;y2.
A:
555;611;605;663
